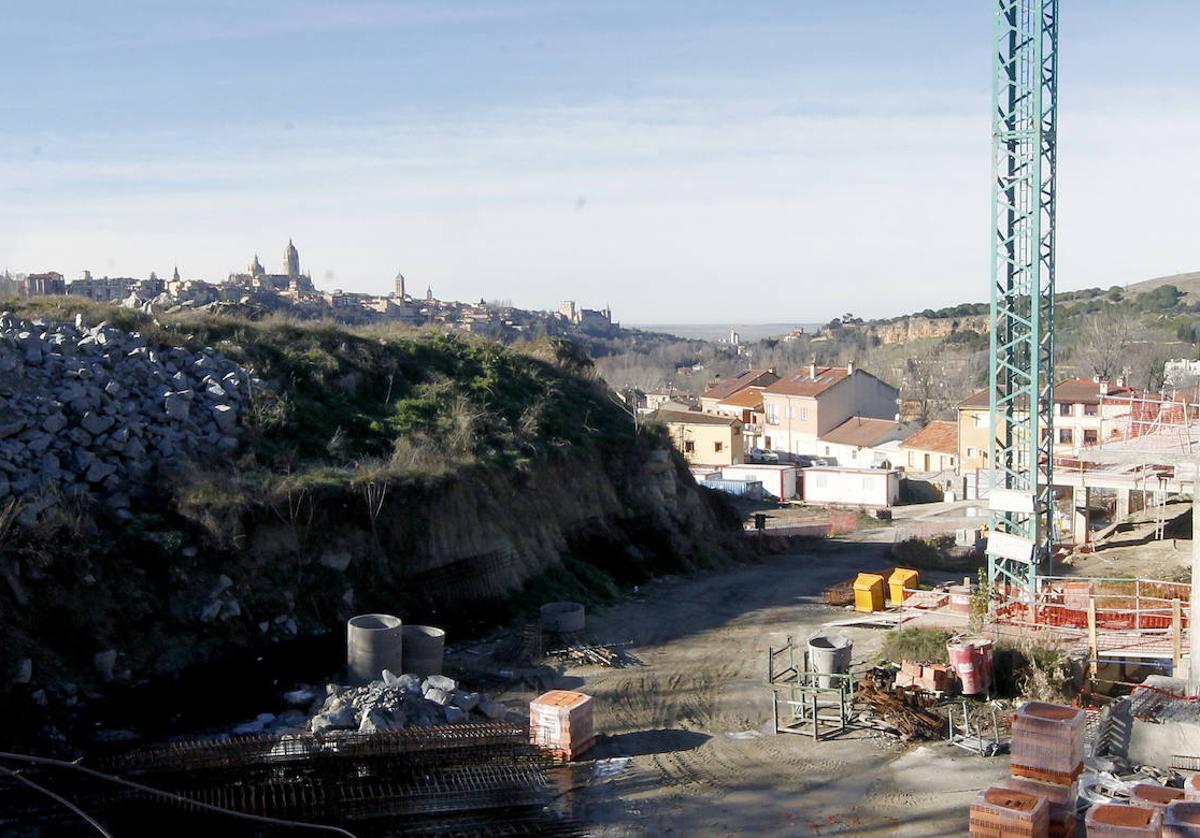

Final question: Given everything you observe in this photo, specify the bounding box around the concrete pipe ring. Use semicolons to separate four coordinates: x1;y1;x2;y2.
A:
346;613;403;685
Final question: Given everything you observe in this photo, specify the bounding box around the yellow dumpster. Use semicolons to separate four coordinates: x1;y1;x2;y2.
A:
853;573;885;613
889;568;920;604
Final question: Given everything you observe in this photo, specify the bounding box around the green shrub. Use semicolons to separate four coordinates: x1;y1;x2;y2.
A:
878;628;954;665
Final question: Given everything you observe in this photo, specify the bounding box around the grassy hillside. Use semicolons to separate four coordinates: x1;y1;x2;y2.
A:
2;298;744;741
5;297;647;496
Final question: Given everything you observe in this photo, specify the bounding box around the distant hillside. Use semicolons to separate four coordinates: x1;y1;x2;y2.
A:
1123;271;1200;301
630;323;819;342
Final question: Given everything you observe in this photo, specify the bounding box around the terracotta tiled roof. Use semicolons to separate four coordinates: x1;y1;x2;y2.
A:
819;416;903;447
959;389;989;409
901;420;958;455
763;366;851;397
654;409;742;427
961;379;1138;410
1053;378;1134;404
719;386;765;411
700;369;779;401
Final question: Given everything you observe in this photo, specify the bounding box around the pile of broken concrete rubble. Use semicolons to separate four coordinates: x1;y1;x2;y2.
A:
309;671;512;735
0;312;259;526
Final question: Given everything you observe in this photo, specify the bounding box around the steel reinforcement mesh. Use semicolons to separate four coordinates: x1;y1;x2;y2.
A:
2;723;588;836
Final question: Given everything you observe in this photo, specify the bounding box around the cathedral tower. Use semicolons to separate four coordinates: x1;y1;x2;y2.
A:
284;239;300;280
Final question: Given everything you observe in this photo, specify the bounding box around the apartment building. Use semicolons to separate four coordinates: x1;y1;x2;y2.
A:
698;369;779;414
760;363;900;457
956;377;1136;476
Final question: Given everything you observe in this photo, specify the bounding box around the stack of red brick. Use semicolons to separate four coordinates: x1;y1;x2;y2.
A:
1010;702;1085;785
529;690;595;761
969;787;1048;837
894;660;954;693
1086;803;1164;836
1133;783;1186;812
970;701;1085;838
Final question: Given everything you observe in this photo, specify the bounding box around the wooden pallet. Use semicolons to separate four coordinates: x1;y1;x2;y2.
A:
540;735;596;763
1010;760;1083;785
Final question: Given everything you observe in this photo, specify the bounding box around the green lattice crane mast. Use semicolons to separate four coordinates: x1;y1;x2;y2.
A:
986;0;1058;609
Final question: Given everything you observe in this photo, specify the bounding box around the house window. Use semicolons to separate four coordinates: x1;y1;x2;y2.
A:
966;447;976;457
973;414;984;428
714;441;724;453
766;405;779;424
824;446;831;456
1084;429;1098;444
800;408;809;421
850;448;858;460
764;436;772;448
1058;428;1073;444
684;441;695;453
1084;403;1098;416
1059;403;1072;417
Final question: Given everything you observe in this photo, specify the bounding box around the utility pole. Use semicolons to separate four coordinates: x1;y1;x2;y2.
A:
986;0;1059;610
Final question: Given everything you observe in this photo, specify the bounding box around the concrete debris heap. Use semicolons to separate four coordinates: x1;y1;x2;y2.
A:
0;312;256;526
309;671;510;735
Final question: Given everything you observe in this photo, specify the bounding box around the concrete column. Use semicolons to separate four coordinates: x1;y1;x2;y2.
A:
1073;485;1090;545
1116;489;1131;520
1191;487;1200;694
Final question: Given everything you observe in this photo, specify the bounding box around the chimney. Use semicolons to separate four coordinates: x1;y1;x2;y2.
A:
847;360;855;375
1092;374;1101;384
1099;380;1109;396
809;361;817;379
1116;375;1126;388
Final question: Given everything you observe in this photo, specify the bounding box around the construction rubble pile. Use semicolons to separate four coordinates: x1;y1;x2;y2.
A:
854;668;947;740
0;312;256;526
307;671;513;734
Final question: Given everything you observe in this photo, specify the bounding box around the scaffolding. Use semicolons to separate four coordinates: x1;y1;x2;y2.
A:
767;637;853;740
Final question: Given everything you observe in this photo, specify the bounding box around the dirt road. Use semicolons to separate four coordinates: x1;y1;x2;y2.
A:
538;531;1009;836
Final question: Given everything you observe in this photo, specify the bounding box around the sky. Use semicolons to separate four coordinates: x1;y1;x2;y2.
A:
1;1;1198;323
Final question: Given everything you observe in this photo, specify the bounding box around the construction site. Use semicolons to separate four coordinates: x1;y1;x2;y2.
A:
11;2;1200;837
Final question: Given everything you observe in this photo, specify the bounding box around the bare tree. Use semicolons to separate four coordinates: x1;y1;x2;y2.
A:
1071;308;1138;380
903;346;983;425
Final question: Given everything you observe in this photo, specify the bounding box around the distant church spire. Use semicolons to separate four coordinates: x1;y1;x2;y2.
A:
284;239;300;280
394;271;406;299
172;266;180;282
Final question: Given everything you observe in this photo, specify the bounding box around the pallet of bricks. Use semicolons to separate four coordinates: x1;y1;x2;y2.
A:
1083;764;1200;836
1151;776;1200;836
969;701;1084;838
529;690;594;762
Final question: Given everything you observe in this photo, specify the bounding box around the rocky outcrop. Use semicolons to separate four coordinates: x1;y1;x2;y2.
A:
0;312;255;526
869;314;990;345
